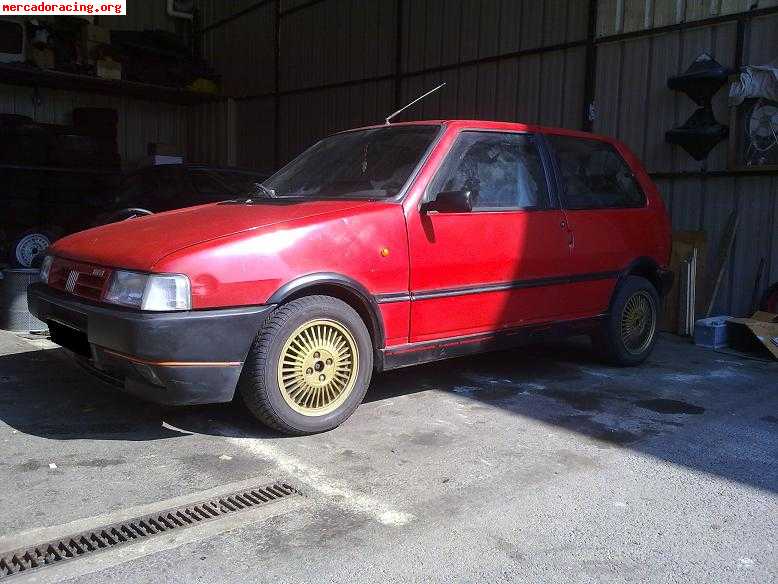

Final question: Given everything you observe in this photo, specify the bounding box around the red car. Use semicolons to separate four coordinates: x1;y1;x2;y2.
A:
29;120;672;435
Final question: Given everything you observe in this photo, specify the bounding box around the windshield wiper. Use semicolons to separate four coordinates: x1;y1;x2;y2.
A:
242;183;277;202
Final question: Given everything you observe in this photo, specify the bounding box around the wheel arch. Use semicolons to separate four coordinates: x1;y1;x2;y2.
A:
267;273;386;352
617;256;672;300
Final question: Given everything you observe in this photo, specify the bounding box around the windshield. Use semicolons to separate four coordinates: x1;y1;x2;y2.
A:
261;125;440;199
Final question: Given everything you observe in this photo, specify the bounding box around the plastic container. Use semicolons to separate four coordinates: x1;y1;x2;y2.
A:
693;316;730;349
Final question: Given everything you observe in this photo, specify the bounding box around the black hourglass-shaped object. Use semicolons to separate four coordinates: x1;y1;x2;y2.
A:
665;53;732;161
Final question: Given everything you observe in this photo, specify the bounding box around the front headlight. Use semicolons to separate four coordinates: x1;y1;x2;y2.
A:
39;255;54;284
104;270;191;311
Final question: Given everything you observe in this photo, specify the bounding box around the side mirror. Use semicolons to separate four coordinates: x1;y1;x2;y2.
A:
421;190;475;213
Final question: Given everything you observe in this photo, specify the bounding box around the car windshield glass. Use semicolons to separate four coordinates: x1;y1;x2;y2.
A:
211;170;269;193
261;125;440;199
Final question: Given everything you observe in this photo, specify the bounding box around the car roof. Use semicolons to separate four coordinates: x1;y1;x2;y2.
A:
344;119;619;145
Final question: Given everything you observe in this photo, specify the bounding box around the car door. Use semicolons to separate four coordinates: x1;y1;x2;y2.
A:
545;133;654;316
404;130;575;343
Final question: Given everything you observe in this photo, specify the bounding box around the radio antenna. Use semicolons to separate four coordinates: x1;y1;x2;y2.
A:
385;82;446;125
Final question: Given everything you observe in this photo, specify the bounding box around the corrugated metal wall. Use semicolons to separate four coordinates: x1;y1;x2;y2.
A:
99;0;190;34
596;0;778;36
197;0;777;317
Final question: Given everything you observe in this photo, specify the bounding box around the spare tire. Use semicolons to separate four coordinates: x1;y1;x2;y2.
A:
10;230;53;268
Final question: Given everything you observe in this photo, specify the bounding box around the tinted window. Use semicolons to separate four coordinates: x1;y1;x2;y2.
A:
547;135;645;209
428;131;549;210
264;125;440;199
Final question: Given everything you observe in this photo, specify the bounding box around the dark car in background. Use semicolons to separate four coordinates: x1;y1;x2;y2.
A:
5;164;270;267
95;164;271;224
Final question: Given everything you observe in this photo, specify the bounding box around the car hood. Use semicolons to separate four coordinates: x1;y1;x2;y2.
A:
50;199;372;270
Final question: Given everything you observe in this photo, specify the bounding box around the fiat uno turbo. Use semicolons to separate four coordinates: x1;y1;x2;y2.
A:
29;120;673;435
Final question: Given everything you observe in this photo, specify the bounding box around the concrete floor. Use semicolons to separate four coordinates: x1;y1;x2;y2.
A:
0;330;776;583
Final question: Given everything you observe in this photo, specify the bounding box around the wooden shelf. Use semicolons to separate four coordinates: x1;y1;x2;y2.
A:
0;64;223;106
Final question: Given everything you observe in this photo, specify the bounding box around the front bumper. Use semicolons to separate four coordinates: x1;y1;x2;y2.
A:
28;283;275;405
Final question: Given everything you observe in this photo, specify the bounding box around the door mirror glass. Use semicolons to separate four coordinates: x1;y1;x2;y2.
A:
421;189;475;213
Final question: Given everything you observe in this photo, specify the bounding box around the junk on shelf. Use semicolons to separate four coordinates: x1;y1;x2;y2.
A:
3;18;220;93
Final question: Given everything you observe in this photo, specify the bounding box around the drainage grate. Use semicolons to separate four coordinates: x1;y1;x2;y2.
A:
0;481;301;579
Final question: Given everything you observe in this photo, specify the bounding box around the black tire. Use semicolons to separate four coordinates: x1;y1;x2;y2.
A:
238;295;373;435
593;275;660;366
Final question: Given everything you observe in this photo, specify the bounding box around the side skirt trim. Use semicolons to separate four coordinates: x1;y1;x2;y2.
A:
374;270;619;304
378;315;605;371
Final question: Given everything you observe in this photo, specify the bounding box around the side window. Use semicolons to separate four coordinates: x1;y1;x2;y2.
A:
547;135;646;210
428;131;550;211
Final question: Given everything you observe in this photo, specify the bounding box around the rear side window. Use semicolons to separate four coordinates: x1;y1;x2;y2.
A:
428;131;550;211
547;135;645;210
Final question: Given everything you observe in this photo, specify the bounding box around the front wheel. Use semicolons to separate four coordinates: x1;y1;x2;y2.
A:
239;295;373;435
593;275;659;366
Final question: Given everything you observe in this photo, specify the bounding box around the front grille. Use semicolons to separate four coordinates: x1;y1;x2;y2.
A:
0;481;301;579
48;259;111;302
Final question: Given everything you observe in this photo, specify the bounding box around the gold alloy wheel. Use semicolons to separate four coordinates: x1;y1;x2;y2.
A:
277;318;359;416
620;290;656;355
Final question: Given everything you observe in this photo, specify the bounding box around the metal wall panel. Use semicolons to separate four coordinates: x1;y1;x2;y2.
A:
593;22;736;173
280;0;396;91
401;0;587;74
197;0;260;29
277;78;394;162
201;2;276;96
100;0;187;33
396;46;586;126
596;0;778;36
0;83;190;168
655;175;778;316
235;97;276;170
745;13;778;63
187;99;235;166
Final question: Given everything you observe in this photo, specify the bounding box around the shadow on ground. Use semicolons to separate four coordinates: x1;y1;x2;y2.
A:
1;334;776;492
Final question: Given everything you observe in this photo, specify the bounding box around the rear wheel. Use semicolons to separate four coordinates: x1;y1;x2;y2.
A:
593;275;659;366
239;295;372;435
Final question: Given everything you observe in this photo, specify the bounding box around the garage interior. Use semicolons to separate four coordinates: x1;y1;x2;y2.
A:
1;1;777;582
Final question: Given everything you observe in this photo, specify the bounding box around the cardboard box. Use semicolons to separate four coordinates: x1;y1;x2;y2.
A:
30;46;55;70
727;311;778;360
96;58;121;80
82;24;110;45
